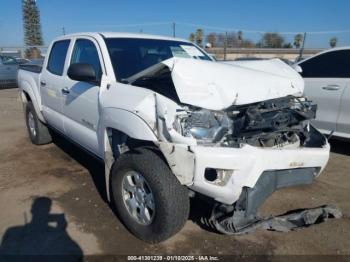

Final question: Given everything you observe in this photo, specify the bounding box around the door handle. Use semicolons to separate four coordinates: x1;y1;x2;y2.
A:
40;81;46;87
322;85;340;91
61;87;70;95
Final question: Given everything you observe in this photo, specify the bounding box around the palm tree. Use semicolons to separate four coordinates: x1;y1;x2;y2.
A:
195;29;204;47
261;33;285;48
329;37;337;48
237;31;243;47
293;34;303;49
189;33;195;43
206;33;217;48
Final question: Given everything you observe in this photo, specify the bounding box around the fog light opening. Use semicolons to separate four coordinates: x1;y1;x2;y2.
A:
204;168;234;186
204;168;217;182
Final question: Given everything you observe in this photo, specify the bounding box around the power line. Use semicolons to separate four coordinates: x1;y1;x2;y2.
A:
3;20;350;34
176;22;350;35
67;22;172;29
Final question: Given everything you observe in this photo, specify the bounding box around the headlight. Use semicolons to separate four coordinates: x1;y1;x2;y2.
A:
173;109;231;144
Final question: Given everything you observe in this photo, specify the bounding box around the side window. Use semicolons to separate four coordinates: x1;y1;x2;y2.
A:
300;50;350;78
2;56;17;65
71;39;102;81
47;40;70;76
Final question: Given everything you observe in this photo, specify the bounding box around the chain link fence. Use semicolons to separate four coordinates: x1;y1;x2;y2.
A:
1;22;349;62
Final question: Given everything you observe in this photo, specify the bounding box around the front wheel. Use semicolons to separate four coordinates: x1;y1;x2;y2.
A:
111;148;190;243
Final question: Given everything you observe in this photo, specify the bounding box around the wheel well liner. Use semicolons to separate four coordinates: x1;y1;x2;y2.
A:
104;128;170;202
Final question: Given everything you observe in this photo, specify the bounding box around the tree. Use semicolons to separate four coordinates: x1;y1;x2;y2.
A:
241;40;255;48
261;33;285;48
237;31;243;47
195;29;204;47
202;31;255;48
293;34;303;48
189;33;195;43
22;0;44;58
206;33;217;48
226;32;238;48
283;43;293;48
216;33;226;47
330;37;337;48
255;41;263;48
237;31;243;41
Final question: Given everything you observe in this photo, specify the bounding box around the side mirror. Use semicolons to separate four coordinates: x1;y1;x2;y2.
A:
67;63;97;83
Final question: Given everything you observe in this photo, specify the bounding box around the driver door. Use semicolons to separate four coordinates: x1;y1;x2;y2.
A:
61;37;103;156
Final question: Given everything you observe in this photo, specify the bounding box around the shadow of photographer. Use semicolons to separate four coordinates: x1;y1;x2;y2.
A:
0;197;83;260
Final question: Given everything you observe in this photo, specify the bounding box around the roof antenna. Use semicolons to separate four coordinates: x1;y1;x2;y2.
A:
297;32;307;62
328;130;335;140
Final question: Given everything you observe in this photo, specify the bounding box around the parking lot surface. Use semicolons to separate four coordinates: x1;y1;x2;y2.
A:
0;88;349;256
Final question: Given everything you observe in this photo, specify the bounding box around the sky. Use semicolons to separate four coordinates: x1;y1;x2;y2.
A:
1;0;350;48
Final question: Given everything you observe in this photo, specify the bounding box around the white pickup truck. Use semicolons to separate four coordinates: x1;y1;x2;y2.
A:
18;32;331;242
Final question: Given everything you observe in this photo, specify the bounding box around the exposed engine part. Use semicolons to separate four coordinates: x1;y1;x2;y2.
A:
174;96;318;148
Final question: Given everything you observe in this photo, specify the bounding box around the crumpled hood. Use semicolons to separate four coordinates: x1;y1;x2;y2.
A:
162;58;304;110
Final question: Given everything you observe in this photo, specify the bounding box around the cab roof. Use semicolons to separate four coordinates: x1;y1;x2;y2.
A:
54;32;190;44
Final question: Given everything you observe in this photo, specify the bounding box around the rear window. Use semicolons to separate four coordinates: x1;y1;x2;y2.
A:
47;40;70;76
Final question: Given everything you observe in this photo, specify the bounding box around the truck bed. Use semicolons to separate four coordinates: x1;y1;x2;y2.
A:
19;64;42;73
17;66;42;109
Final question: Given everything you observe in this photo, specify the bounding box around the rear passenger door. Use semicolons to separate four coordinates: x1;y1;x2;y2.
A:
299;50;350;133
62;37;103;155
41;40;71;132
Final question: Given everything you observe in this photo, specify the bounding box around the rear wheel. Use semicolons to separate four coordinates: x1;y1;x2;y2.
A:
25;101;52;145
111;148;190;243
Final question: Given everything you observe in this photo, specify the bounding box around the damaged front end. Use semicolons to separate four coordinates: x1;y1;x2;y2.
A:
162;95;341;234
173;95;322;149
127;57;338;235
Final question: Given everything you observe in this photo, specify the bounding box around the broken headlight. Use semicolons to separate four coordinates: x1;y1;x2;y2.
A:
174;109;231;144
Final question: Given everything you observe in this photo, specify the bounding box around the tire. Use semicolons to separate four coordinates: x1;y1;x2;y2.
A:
25;101;52;145
111;147;190;243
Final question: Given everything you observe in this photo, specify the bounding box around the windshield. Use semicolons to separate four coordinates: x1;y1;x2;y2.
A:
105;38;212;81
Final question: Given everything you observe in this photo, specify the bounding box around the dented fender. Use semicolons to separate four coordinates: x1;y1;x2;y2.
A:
158;142;195;185
101;108;157;141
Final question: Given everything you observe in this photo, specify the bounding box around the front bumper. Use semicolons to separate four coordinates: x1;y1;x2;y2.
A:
188;139;330;205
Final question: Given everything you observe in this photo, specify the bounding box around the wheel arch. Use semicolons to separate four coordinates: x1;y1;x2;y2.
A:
102;125;167;202
20;83;45;122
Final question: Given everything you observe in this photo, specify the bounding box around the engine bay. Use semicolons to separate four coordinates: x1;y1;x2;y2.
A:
174;96;319;148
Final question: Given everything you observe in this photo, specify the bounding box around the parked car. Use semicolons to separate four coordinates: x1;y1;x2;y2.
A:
18;32;329;242
297;47;350;138
0;56;18;87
